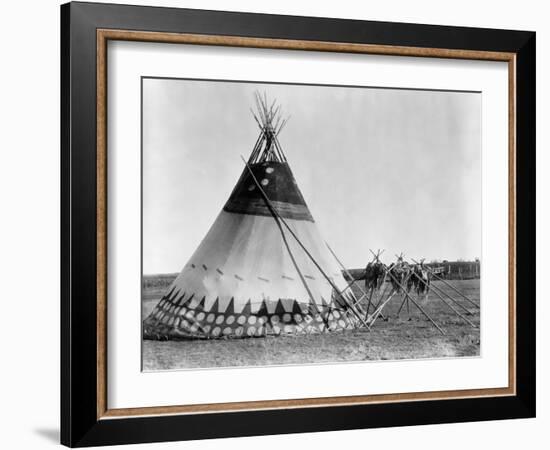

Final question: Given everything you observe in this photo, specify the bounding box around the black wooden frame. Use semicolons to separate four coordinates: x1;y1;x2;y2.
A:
61;1;536;447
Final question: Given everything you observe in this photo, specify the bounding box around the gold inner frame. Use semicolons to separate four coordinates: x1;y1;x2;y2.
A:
96;29;517;420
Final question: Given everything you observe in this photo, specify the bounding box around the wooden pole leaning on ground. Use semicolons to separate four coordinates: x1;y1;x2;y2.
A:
365;249;385;316
325;243;368;302
367;267;390;319
325;242;377;320
241;157;369;329
403;258;478;328
411;258;480;309
370;250;445;335
412;268;475;316
428;282;474;315
361;248;391;320
367;289;399;328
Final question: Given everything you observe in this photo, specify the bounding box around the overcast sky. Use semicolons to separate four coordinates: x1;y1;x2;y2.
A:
142;78;481;274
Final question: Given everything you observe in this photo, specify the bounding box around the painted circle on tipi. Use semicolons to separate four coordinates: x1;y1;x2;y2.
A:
248;185;255;191
215;315;224;325
265;167;274;174
237;315;246;325
223;327;232;336
247;327;256;336
270;316;280;325
282;313;292;323
206;313;215;323
294;314;303;323
333;310;341;319
235;327;244;336
247;316;257;325
196;312;205;321
212;327;221;337
256;326;264;336
261;178;269;186
225;315;235;325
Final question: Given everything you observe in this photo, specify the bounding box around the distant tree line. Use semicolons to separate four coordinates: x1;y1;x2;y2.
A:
142;273;178;290
427;259;480;280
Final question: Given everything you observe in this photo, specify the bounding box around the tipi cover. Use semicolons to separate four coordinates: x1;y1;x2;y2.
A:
143;94;363;340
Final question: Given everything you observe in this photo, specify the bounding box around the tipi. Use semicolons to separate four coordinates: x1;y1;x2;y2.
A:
143;93;364;340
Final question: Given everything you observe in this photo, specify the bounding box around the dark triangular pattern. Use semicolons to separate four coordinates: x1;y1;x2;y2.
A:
224;298;235;315
292;300;303;314
174;292;186;306
320;297;329;309
208;297;219;313
181;293;194;308
196;296;206;310
165;285;177;300
257;300;268;316
274;299;286;315
241;299;252;315
168;288;181;302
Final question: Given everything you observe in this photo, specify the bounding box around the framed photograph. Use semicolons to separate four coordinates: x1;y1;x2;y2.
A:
61;1;535;447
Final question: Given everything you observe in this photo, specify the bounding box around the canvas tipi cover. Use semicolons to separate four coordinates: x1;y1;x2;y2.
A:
143;94;362;340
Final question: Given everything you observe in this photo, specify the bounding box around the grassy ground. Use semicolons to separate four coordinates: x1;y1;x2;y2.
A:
142;279;480;371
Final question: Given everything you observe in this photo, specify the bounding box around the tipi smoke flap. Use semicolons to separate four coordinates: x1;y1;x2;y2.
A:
143;92;364;340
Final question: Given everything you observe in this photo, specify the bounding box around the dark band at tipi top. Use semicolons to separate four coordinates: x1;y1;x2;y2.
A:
143;92;364;340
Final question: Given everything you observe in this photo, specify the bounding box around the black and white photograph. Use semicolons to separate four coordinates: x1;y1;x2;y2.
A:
141;78;481;371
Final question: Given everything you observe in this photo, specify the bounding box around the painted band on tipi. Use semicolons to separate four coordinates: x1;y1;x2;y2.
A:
143;92;366;340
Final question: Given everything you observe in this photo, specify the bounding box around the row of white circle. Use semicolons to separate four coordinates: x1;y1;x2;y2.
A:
157;308;344;326
171;320;350;336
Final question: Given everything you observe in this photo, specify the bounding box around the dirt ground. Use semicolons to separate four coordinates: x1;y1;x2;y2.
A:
142;279;480;371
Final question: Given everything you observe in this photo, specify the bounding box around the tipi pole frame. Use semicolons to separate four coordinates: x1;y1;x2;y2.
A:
411;258;480;309
369;251;445;335
402;256;477;321
363;249;386;317
405;257;474;316
242;157;369;328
